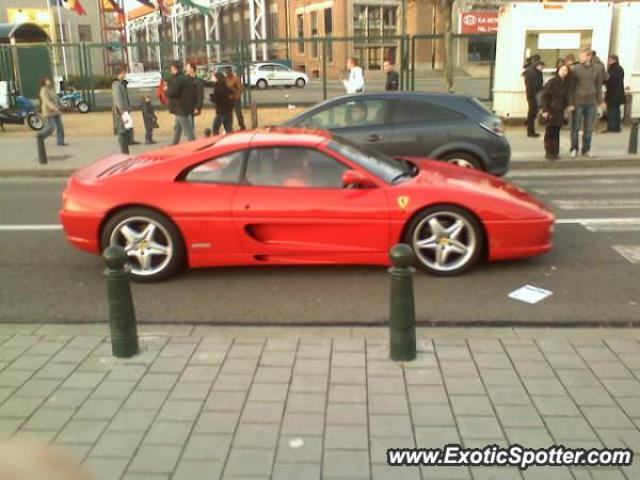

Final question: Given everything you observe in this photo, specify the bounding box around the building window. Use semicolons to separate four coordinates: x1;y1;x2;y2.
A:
324;8;333;62
352;5;398;70
78;25;92;42
311;11;318;57
297;13;304;53
467;36;495;63
269;9;278;39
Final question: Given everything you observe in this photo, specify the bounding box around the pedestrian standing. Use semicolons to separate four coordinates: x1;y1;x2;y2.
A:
165;61;196;145
604;55;625;133
524;59;544;137
384;61;399;91
591;51;609;83
541;64;571;161
210;72;234;135
186;62;204;130
225;67;246;130
568;48;604;157
37;77;66;147
141;95;158;144
112;68;133;154
343;57;364;94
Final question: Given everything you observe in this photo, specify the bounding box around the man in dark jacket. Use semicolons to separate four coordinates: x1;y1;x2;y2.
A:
112;68;132;154
604;55;625;133
524;59;544;137
165;61;196;145
384;61;399;91
186;62;204;128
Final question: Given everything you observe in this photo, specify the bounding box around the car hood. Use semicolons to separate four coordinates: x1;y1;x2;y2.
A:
399;157;552;217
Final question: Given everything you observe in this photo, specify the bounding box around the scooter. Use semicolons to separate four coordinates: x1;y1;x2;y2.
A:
0;95;43;131
58;88;90;113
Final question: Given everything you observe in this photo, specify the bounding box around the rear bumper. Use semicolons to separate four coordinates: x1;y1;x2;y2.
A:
486;217;554;261
59;210;102;254
486;139;511;176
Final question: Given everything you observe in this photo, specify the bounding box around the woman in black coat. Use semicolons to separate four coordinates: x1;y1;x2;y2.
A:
540;64;571;160
210;72;234;135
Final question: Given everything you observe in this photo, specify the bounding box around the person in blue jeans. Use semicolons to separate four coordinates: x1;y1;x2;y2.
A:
37;77;66;146
568;48;604;157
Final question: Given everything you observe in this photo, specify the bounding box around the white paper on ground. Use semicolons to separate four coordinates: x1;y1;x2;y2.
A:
288;438;304;448
508;285;553;304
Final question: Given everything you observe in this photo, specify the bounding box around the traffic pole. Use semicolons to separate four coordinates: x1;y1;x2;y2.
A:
36;134;47;165
103;246;139;358
388;243;417;362
628;121;639;155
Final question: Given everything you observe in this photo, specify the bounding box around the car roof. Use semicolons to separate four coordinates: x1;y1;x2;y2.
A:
214;127;332;150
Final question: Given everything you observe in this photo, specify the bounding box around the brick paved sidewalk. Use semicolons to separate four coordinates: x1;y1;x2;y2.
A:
1;323;639;480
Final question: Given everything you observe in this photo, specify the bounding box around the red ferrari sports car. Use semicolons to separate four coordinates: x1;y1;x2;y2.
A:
60;128;554;282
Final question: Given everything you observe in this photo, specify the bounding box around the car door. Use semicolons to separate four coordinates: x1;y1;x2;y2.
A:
272;64;292;86
293;98;396;156
257;64;274;85
231;146;389;256
390;99;467;157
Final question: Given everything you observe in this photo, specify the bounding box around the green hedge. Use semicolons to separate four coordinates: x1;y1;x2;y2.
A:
64;74;113;90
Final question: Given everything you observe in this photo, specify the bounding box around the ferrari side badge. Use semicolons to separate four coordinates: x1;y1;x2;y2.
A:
397;195;410;210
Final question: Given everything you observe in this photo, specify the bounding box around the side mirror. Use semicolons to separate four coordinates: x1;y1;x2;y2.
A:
342;170;375;189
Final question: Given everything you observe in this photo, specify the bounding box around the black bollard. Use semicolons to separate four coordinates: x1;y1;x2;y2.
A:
36;135;47;165
388;243;417;362
203;128;212;138
629;121;639;155
103;246;139;358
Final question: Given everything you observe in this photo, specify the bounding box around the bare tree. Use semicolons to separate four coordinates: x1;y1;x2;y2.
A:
441;0;455;92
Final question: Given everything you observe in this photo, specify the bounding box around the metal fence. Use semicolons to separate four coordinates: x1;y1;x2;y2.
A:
0;34;496;110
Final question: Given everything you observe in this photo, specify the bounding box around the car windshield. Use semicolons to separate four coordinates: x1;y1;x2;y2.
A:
327;136;409;184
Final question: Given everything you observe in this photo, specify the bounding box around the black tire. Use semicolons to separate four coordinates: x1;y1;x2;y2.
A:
256;79;268;90
403;204;484;276
77;101;90;113
27;113;44;131
100;207;186;282
441;151;483;171
295;78;306;88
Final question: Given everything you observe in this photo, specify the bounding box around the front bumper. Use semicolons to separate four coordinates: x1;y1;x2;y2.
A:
59;209;102;254
486;217;554;261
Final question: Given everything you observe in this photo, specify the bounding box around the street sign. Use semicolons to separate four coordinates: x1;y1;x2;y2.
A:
459;11;499;34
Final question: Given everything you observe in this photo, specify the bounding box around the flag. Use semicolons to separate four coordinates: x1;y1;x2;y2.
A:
176;0;210;14
102;0;122;12
52;0;87;15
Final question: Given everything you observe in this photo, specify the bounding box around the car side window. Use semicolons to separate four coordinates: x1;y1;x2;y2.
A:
184;151;245;184
244;147;349;188
392;100;465;124
302;100;389;129
259;65;273;72
273;65;288;72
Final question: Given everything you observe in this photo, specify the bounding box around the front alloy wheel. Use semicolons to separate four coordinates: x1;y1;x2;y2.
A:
406;206;483;276
101;208;185;282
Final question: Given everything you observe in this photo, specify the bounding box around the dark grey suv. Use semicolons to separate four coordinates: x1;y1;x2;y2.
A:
283;92;510;176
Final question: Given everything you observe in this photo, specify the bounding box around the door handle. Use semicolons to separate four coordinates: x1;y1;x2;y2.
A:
367;134;382;142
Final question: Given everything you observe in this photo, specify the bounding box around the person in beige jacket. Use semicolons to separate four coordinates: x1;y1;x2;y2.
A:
37;77;66;146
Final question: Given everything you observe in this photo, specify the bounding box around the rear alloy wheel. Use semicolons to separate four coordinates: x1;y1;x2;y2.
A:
77;101;90;113
256;79;268;90
441;152;483;170
295;78;306;88
405;205;484;276
101;208;185;282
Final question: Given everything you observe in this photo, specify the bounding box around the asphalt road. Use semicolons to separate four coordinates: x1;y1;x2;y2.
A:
1;166;639;325
92;77;492;110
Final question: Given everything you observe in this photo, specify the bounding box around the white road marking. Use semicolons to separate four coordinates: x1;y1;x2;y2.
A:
508;168;640;178
612;246;640;264
0;225;63;231
533;187;640;195
555;217;640;225
585;224;640;232
516;178;640;187
551;199;640;210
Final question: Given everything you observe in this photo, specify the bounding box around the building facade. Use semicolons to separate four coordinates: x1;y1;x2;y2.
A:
0;0;105;76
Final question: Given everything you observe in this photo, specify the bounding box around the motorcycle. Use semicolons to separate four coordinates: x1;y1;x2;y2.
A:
58;88;90;113
0;95;44;131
